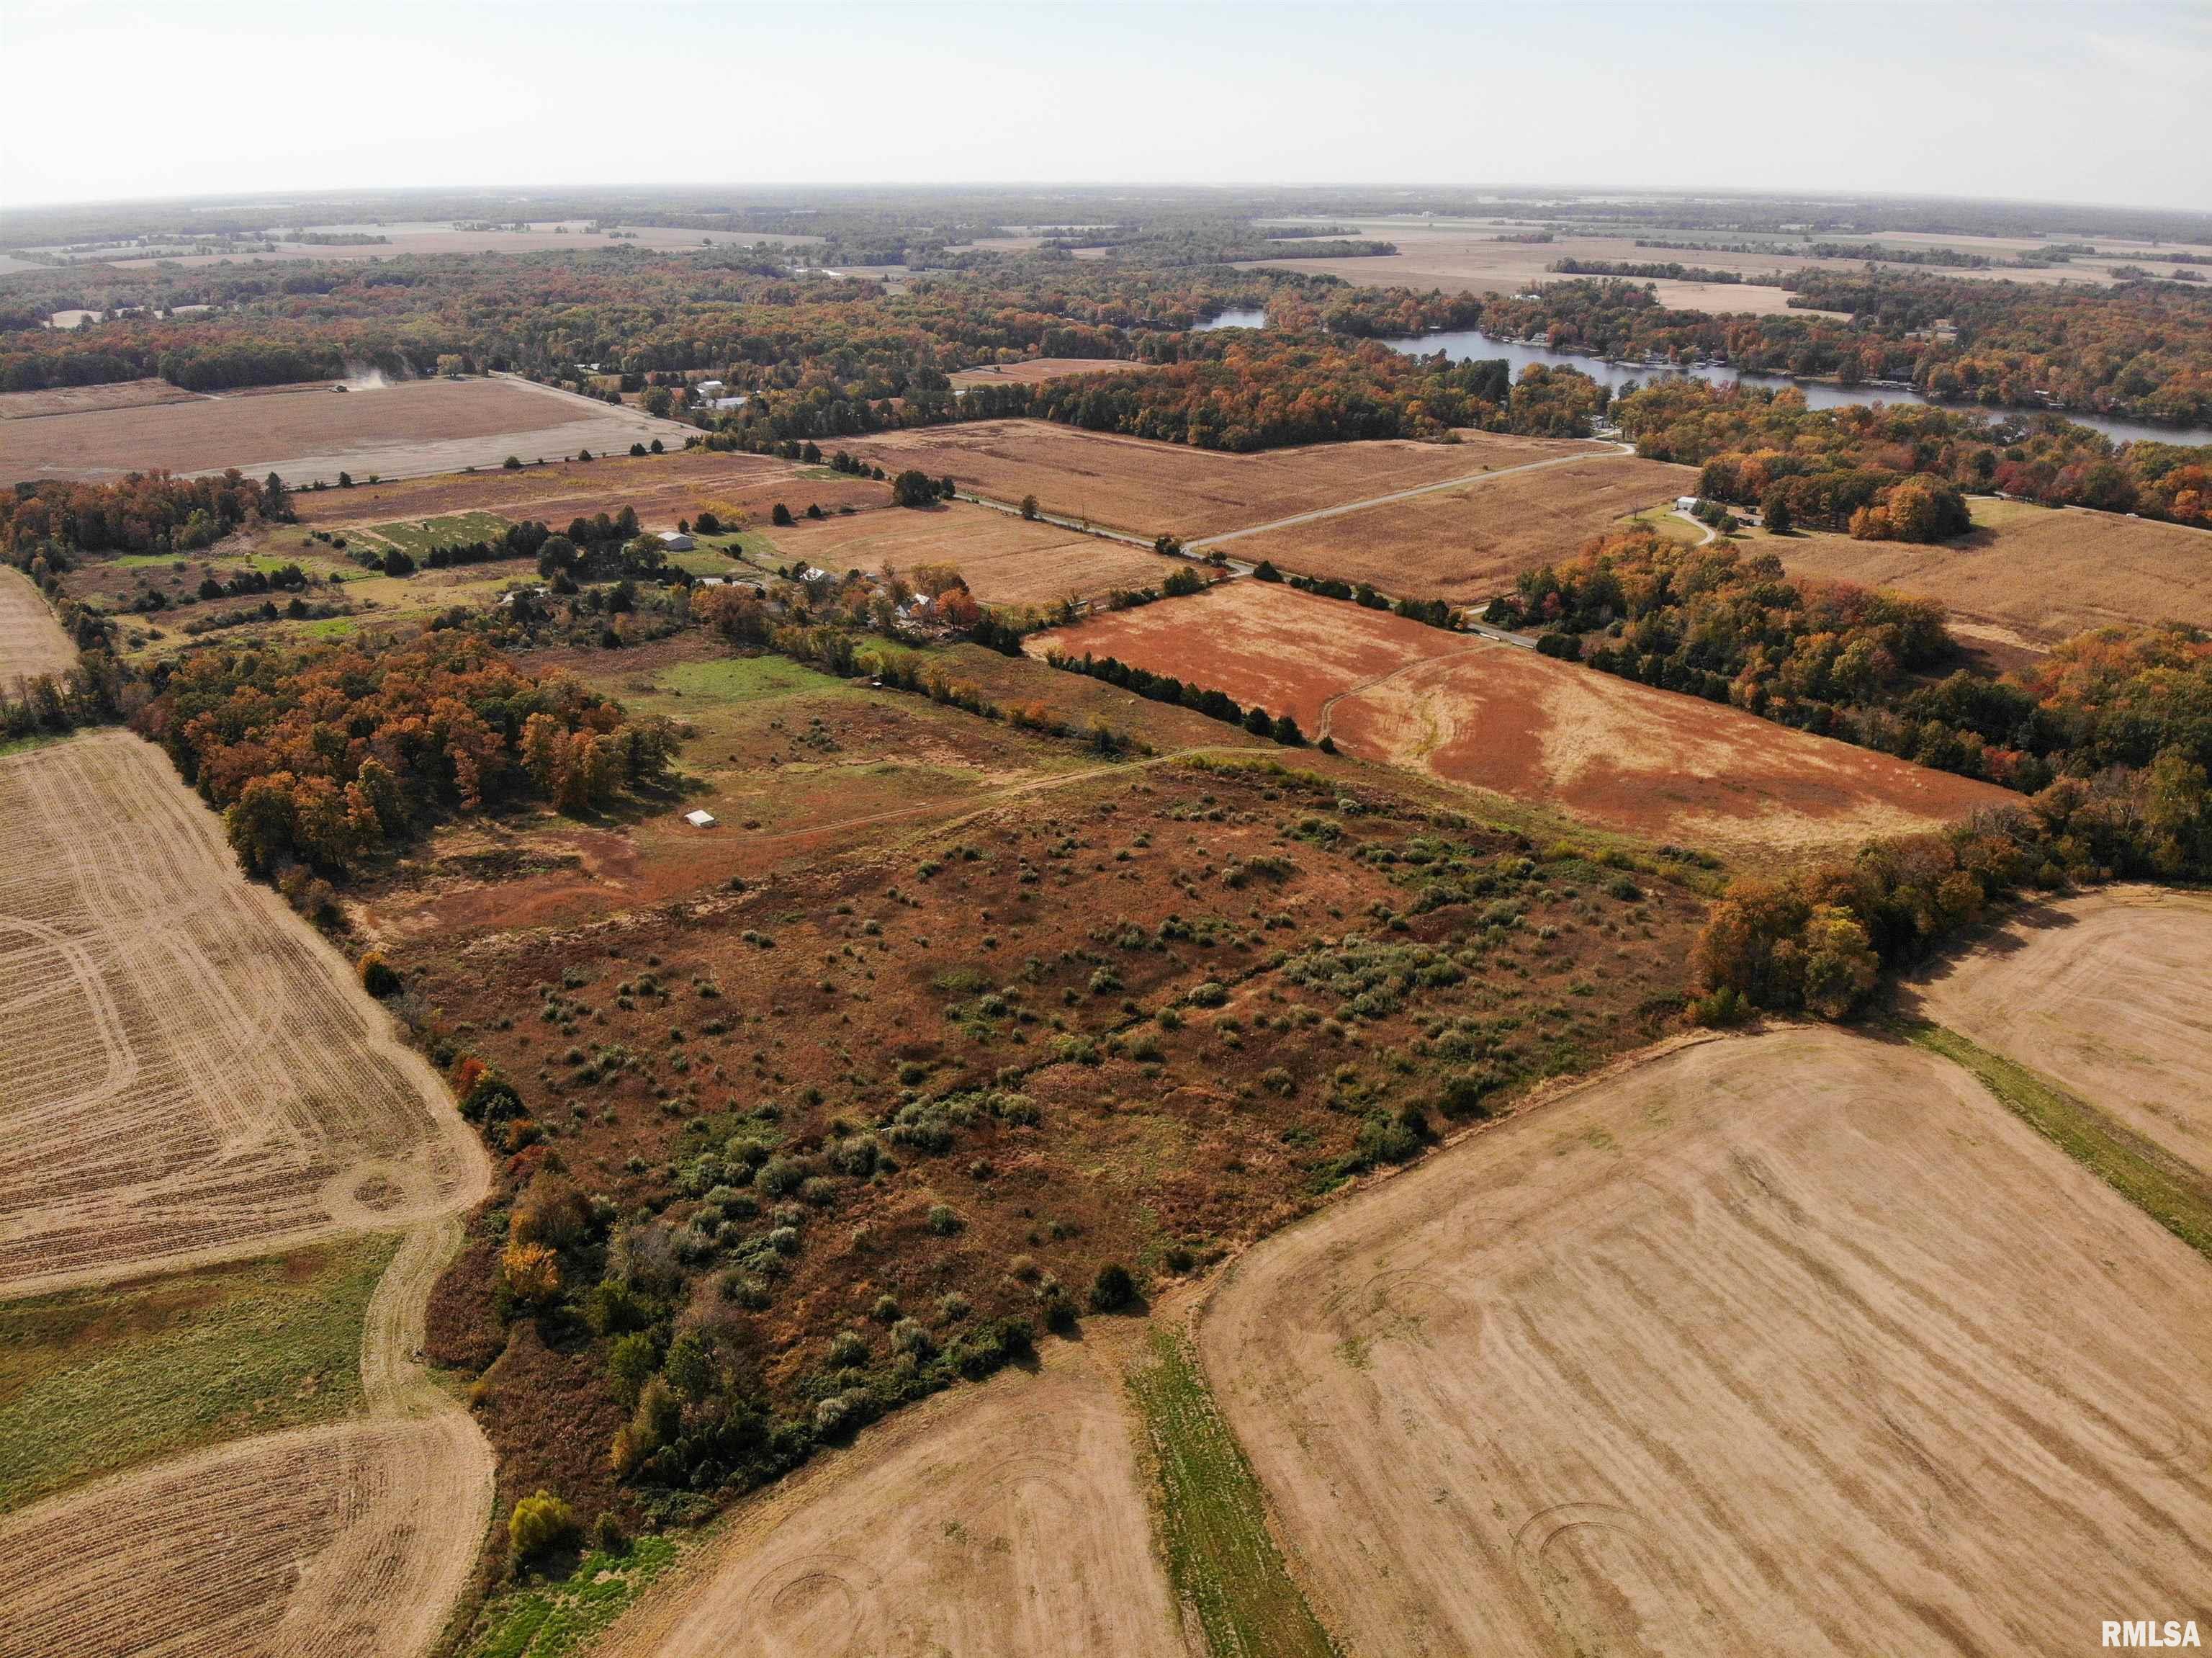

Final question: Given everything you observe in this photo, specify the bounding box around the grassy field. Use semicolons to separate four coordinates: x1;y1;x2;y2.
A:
0;1232;398;1513
463;1536;682;1658
1128;1327;1339;1658
363;510;514;557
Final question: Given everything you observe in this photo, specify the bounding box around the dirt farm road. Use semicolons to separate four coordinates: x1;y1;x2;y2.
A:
1185;442;1638;550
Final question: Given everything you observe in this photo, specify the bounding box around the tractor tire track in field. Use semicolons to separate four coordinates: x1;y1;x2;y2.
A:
0;730;494;1658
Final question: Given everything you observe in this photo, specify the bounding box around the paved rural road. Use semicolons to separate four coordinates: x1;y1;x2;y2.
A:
953;491;1159;549
1185;441;1639;550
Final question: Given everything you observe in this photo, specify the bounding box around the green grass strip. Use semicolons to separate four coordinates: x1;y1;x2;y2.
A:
1127;1326;1340;1658
1908;1020;2212;1261
462;1536;680;1658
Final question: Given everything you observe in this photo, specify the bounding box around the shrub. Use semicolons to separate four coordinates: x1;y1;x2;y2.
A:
359;951;400;998
1088;1262;1137;1312
508;1490;580;1569
926;1204;963;1236
500;1240;562;1304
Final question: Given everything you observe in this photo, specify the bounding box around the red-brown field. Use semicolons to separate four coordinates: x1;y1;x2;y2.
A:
846;420;1598;539
0;375;695;488
1033;581;2010;858
948;357;1153;389
1220;452;1697;600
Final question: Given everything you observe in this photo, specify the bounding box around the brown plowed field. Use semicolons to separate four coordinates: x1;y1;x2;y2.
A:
1769;498;2212;642
594;1332;1185;1658
756;501;1184;603
1032;581;2008;858
0;379;202;420
1910;886;2212;1175
1201;1026;2212;1657
0;730;483;1295
845;419;1596;539
0;564;77;681
949;357;1153;388
0;375;695;488
290;447;884;535
1227;453;1696;600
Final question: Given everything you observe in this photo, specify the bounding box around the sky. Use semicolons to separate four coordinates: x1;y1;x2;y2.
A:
1;0;2206;211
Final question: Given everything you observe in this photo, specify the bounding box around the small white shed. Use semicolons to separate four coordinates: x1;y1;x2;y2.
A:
684;810;717;828
658;531;696;551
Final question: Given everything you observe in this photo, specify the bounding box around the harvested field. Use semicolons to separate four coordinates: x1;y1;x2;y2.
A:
739;500;1183;604
594;1332;1185;1658
1767;498;2212;642
949;357;1151;389
0;378;201;420
0;374;694;489
291;447;884;536
1223;452;1697;601
1202;1026;2212;1657
845;420;1597;540
0;730;483;1294
0;1221;493;1658
1910;887;2212;1177
0;564;76;681
1032;581;2007;857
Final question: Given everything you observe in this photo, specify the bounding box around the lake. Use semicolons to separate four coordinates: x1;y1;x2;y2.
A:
1377;328;2212;449
1195;308;1269;331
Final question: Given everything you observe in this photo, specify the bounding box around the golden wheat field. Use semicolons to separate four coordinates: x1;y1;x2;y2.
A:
1202;1026;2212;1657
0;730;482;1295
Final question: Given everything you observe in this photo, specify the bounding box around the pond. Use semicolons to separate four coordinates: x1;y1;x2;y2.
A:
1377;328;2212;449
1194;308;1269;332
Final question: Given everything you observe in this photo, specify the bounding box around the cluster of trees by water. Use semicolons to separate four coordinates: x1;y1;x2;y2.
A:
1619;380;2212;530
1470;274;2212;429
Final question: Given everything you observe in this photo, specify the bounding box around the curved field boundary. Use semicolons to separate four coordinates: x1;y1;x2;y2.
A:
0;730;484;1296
0;1223;494;1658
1198;1026;2212;1656
588;1332;1187;1658
0;564;76;682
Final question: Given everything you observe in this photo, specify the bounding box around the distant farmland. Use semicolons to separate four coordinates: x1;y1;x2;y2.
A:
1766;498;2212;643
1218;452;1696;600
847;419;1596;540
948;357;1153;389
0;375;694;488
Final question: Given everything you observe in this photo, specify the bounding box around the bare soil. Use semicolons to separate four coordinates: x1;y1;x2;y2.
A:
0;730;483;1294
0;375;695;489
1200;1026;2212;1657
0;379;202;420
590;1329;1185;1658
1226;453;1698;601
1907;886;2212;1176
0;565;76;681
845;420;1597;540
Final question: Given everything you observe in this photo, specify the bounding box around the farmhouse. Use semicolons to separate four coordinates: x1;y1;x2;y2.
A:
657;531;696;551
1676;496;1701;512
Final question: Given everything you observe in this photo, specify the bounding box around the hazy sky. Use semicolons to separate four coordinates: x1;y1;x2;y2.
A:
3;0;2206;211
